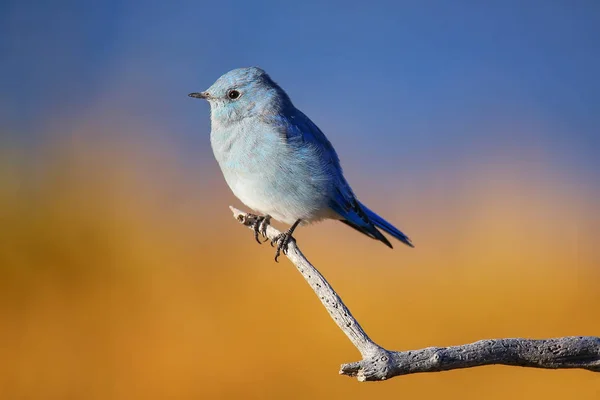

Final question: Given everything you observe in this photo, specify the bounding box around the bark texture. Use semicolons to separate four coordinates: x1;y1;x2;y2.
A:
231;207;600;381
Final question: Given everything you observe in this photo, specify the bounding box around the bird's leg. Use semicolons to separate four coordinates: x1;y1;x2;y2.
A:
271;219;302;262
250;214;271;244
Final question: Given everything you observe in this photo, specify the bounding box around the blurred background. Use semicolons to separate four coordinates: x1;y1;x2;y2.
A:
1;1;599;399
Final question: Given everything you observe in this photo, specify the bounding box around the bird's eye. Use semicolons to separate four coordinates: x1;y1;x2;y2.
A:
227;90;240;100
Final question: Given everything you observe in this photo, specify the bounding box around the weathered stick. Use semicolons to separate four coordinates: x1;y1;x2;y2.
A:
230;207;600;381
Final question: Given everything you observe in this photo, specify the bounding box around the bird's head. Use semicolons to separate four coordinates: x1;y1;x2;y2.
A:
189;67;291;126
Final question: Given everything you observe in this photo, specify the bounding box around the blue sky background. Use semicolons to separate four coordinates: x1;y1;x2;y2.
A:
1;0;599;187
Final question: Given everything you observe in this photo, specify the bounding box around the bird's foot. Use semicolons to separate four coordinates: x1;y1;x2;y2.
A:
270;230;295;262
249;214;271;244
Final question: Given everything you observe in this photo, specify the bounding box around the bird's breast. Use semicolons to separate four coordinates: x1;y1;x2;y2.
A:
210;123;335;223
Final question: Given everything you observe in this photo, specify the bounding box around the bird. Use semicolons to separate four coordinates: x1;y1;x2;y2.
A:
189;67;413;261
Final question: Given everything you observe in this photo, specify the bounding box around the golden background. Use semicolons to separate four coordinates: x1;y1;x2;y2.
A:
1;120;598;399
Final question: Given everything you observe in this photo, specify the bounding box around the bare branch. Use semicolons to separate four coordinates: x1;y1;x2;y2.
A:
230;207;600;381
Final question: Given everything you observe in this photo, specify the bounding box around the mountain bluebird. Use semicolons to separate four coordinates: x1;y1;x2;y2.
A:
189;67;413;261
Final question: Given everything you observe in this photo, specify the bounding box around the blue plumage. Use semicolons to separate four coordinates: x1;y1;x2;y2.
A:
357;201;413;248
189;67;413;258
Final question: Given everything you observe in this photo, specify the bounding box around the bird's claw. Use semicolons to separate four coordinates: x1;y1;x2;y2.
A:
250;214;271;244
258;216;271;240
271;231;295;262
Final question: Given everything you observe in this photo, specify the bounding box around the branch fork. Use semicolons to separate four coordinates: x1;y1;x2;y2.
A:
231;207;600;381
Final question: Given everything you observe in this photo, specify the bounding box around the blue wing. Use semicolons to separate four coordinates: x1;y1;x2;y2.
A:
272;108;413;248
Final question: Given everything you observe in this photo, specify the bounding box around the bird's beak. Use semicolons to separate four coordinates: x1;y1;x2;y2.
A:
188;91;210;100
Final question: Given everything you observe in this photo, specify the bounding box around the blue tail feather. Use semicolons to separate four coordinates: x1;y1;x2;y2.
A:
330;198;413;248
358;201;414;248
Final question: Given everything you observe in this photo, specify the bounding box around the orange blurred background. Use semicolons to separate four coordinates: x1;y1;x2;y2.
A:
2;1;600;398
1;121;598;399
